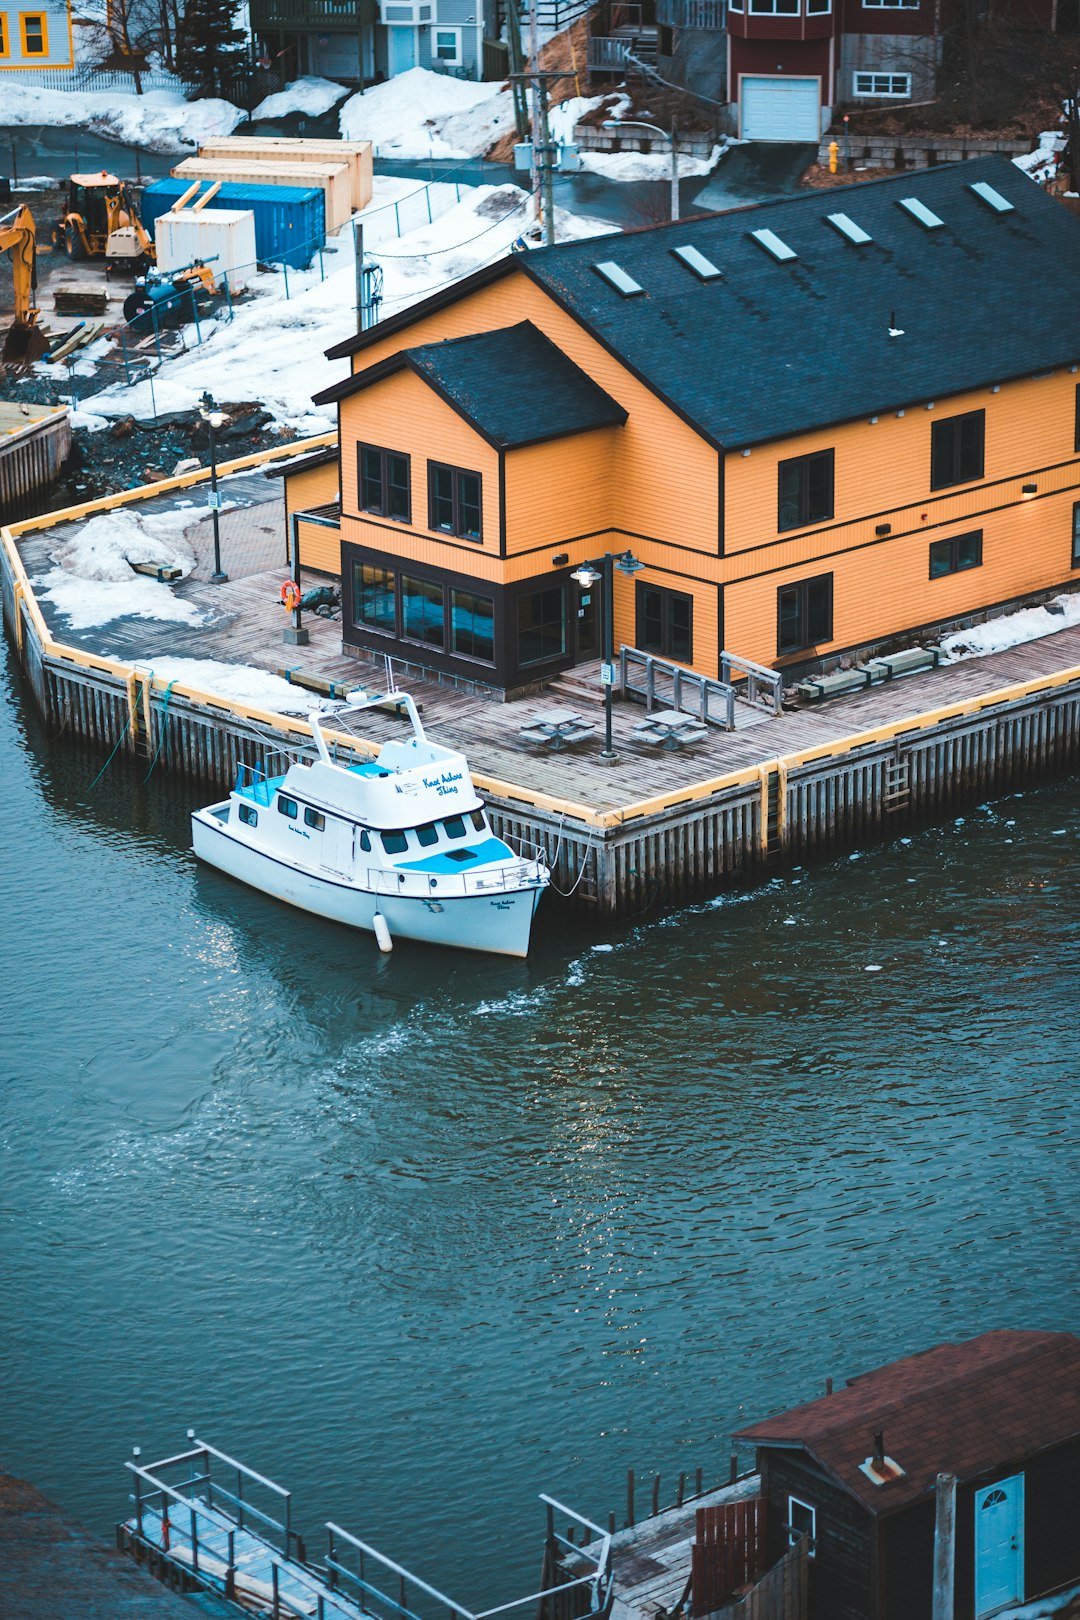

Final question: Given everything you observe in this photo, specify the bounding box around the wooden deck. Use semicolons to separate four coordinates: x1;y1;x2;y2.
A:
17;474;1080;816
572;1476;762;1620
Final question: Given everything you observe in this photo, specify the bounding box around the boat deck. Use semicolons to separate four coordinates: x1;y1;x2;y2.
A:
17;474;1080;815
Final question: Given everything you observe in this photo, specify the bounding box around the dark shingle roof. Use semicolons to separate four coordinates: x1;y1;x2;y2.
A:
518;156;1080;448
734;1329;1080;1516
313;321;627;447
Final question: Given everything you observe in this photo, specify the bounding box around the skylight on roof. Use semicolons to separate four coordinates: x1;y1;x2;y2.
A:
594;260;644;297
671;243;723;281
969;179;1014;214
751;228;797;263
826;212;872;246
898;197;944;230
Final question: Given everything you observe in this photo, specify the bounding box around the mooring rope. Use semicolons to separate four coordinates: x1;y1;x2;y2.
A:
87;678;147;793
142;680;176;784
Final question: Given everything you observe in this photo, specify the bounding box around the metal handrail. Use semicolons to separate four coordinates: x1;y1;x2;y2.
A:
620;647;736;731
326;1523;473;1620
719;651;784;715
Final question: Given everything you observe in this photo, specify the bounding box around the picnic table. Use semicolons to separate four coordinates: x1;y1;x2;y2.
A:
519;707;597;750
632;708;710;750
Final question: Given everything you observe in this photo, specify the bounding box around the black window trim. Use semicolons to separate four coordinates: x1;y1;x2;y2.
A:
777;448;835;533
358;442;411;524
930;408;985;491
1074;384;1080;455
776;572;834;656
1072;501;1080;567
428;460;483;542
929;529;983;579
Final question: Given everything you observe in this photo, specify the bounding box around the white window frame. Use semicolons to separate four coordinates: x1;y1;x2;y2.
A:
863;0;919;8
788;1496;817;1557
853;70;912;97
749;0;800;13
432;25;462;64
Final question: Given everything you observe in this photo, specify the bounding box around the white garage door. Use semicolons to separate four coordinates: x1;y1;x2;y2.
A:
741;76;821;142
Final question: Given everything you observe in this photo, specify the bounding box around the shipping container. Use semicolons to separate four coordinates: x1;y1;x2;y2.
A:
197;137;373;213
154;207;259;292
171;157;353;234
141;179;325;269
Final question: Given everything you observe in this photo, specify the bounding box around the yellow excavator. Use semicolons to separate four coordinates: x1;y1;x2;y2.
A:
0;203;47;369
51;172;155;271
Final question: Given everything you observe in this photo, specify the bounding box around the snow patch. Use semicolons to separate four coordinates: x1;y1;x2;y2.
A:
940;593;1080;659
581;144;724;182
995;1583;1080;1620
51;506;201;583
38;569;204;629
143;657;331;714
339;67;506;158
1014;129;1066;186
0;84;243;154
252;76;346;121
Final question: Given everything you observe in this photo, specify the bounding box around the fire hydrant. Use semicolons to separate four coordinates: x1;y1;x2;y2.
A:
828;140;839;175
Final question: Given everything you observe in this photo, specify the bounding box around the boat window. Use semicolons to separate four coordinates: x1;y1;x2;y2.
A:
442;815;466;839
445;849;477;863
278;796;298;819
470;810;486;832
381;830;409;854
359;829;371;852
304;808;325;831
416;823;439;847
238;804;258;827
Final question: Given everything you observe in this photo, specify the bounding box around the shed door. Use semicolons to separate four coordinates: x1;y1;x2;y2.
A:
740;76;820;142
974;1474;1024;1617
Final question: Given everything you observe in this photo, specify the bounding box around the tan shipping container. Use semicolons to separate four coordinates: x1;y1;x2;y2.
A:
170;158;353;234
197;137;373;213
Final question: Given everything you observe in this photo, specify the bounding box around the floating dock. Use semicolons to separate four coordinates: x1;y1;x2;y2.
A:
4;439;1080;919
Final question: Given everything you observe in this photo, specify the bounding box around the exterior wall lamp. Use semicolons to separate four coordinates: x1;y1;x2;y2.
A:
1022;483;1038;497
571;550;643;763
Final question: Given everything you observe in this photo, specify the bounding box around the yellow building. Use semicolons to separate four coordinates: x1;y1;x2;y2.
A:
289;156;1080;693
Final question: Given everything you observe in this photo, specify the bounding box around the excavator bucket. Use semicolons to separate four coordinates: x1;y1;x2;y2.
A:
3;320;49;368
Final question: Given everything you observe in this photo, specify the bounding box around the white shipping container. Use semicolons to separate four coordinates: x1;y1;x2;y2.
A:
155;208;259;292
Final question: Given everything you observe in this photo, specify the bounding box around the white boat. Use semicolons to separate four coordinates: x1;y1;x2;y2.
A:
191;689;549;956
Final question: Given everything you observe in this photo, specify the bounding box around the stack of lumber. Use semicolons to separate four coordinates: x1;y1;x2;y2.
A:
53;285;110;315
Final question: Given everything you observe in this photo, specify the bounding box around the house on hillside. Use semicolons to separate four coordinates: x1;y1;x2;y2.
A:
0;0;73;70
248;0;499;86
285;156;1080;696
733;1329;1080;1620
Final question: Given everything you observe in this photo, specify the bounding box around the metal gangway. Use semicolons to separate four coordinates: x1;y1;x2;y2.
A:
120;1436;614;1620
619;647;784;729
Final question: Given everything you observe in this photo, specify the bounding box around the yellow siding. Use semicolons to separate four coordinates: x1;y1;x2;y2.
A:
284;459;338;522
296;517;341;576
345;272;721;555
503;430;616;554
611;564;719;676
340;369;500;561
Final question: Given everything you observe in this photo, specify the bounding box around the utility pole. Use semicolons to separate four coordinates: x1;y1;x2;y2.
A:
537;80;556;249
353;218;364;334
670;119;680;223
528;0;541;232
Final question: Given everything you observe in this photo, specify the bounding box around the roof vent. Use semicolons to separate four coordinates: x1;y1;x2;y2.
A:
751;228;797;263
898;197;944;230
671;243;723;281
969;179;1014;214
826;212;872;246
593;260;644;297
859;1430;907;1486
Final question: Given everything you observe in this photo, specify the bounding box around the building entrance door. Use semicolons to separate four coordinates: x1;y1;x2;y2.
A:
576;583;598;658
387;25;417;75
974;1475;1024;1617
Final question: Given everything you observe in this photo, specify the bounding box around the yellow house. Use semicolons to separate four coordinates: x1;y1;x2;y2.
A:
291;156;1080;693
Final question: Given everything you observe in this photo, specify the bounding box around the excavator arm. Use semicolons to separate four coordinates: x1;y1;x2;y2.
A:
0;203;47;367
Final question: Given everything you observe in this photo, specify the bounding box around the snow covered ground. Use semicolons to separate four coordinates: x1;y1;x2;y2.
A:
940;592;1080;659
142;656;334;713
1014;129;1067;186
2;83;243;154
36;504;210;629
995;1584;1080;1620
251;76;347;122
77;177;615;431
339;68;515;160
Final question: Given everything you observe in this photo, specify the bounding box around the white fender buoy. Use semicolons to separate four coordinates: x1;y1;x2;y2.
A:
373;912;393;954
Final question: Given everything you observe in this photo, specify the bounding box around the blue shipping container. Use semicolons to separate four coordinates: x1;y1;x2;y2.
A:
141;179;325;270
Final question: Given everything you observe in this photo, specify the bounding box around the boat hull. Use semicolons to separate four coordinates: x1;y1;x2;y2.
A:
192;811;544;957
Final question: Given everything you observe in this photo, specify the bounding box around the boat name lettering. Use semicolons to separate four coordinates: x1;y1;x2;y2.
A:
421;771;464;796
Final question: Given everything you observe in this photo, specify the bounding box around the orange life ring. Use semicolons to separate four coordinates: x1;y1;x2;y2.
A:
281;580;300;611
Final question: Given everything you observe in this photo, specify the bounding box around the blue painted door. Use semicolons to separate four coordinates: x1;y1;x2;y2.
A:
387;26;417;76
975;1474;1024;1617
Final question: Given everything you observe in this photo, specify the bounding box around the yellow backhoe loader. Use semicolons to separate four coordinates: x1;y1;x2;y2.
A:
51;172;155;271
0;203;47;368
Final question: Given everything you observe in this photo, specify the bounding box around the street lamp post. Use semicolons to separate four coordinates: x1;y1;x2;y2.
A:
571;549;643;764
199;391;228;584
603;118;680;222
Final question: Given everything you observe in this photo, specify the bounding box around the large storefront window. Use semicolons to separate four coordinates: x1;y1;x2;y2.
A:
354;563;396;634
402;575;445;647
451;588;495;661
517;586;566;666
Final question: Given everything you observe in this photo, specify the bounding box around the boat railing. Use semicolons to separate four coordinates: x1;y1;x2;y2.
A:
235;759;291;806
361;860;545;901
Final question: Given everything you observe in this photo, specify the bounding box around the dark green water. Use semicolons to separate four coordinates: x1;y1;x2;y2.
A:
1;645;1078;1604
